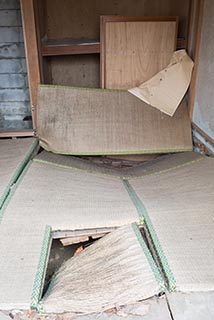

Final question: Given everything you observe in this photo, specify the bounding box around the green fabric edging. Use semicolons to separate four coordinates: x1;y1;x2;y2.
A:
132;222;165;292
33;158;122;179
126;156;205;181
40;223;165;314
31;225;52;310
0;138;39;210
40;142;192;156
0;161;33;223
34;154;204;182
123;180;176;291
39;83;127;93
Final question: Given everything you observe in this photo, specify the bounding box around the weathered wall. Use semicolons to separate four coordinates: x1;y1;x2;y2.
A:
193;0;214;140
0;0;32;131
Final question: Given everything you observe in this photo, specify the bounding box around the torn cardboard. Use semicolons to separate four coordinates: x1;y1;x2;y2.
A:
129;50;194;116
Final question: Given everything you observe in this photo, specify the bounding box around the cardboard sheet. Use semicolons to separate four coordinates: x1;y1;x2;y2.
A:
129;50;194;116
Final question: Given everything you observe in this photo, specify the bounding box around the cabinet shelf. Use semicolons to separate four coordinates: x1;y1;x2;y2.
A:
41;37;185;57
41;39;100;56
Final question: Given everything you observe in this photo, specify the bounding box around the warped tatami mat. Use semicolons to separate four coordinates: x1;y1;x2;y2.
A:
129;156;214;292
1;159;139;230
0;138;38;208
35;150;203;179
41;224;164;314
37;85;192;155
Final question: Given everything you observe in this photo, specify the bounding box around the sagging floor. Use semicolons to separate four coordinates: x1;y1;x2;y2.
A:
0;138;214;317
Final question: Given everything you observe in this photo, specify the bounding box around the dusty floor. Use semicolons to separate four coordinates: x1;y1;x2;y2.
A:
0;296;169;320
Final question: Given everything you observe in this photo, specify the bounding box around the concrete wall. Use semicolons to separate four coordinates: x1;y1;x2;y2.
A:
0;0;32;131
193;0;214;141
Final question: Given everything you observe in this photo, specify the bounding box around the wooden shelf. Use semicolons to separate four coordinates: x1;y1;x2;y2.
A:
41;39;100;56
42;37;185;57
0;130;34;138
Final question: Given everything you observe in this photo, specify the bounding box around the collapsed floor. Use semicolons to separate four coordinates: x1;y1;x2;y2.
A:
0;138;214;319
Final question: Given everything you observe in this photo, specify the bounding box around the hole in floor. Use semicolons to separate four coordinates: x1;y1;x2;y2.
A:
42;235;101;297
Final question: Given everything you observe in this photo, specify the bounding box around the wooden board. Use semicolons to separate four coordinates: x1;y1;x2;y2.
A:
188;0;204;120
37;85;192;155
20;0;42;130
100;16;178;89
42;40;100;56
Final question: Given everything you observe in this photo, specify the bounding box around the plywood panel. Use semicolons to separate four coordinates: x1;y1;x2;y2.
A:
50;55;100;88
37;85;192;155
46;0;189;40
101;17;177;89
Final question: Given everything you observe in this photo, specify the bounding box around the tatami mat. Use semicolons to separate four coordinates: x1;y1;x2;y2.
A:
129;156;214;292
0;138;38;208
0;223;48;310
35;150;203;179
1;150;212;310
37;85;192;155
1;160;139;230
41;224;164;314
0;159;140;309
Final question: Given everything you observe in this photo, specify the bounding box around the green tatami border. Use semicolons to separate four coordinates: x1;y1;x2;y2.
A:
123;180;176;291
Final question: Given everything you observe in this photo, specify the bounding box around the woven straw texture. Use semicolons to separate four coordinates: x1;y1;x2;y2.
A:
0;159;140;309
37;85;192;155
2;160;139;230
42;224;163;314
0;138;38;208
129;156;214;292
35;150;203;179
0;221;47;309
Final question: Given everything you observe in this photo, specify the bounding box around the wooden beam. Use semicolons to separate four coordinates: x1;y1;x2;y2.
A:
188;0;204;120
20;0;41;131
0;131;34;138
52;227;117;239
187;0;196;54
41;37;183;57
33;0;44;83
192;122;214;145
42;42;100;56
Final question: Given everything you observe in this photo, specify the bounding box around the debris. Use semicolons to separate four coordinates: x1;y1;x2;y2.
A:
60;236;89;246
27;310;33;318
41;224;163;314
129;50;194;116
73;246;84;256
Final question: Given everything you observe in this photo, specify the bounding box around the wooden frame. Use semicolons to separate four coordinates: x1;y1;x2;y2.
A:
0;131;35;138
20;0;42;132
42;38;184;58
188;0;204;120
187;0;195;54
42;40;100;56
192;122;214;146
100;16;178;88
